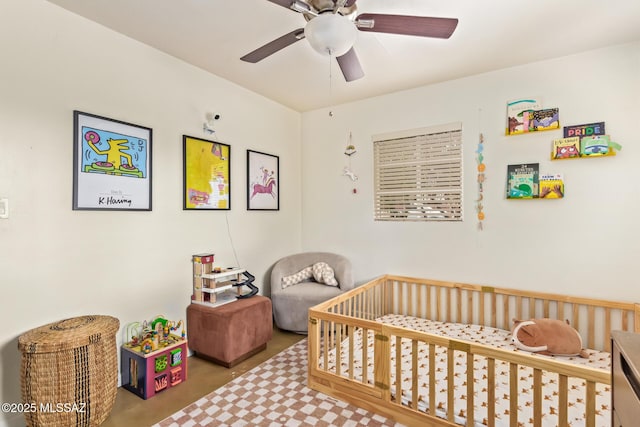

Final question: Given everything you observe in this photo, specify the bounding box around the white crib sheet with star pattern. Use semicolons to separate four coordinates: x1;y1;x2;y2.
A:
321;314;611;427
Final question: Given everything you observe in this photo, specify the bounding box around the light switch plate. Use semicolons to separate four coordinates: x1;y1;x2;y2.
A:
0;198;9;219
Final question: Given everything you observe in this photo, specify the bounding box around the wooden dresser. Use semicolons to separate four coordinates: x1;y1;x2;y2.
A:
611;330;640;427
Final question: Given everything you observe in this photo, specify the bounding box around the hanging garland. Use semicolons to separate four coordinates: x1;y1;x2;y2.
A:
476;133;485;230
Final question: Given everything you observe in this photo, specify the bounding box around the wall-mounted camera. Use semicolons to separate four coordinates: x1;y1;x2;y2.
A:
204;112;221;134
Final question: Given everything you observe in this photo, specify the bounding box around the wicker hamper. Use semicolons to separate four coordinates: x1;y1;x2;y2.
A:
18;315;119;427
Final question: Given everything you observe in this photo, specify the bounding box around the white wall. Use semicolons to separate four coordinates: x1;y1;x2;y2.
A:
301;42;640;302
0;2;301;425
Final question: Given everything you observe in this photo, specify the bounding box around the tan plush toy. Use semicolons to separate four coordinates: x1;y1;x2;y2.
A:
511;318;589;358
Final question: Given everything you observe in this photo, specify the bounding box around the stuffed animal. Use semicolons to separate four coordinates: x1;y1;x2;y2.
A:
511;318;589;358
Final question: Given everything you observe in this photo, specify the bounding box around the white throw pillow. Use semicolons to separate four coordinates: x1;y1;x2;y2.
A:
312;262;338;286
281;266;313;289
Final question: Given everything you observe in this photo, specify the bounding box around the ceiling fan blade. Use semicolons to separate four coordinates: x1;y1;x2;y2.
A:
266;0;314;14
241;29;305;63
355;14;458;39
336;47;364;82
266;0;295;9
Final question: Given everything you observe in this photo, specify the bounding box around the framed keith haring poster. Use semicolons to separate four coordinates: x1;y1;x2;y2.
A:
183;135;231;210
247;150;279;211
73;111;152;210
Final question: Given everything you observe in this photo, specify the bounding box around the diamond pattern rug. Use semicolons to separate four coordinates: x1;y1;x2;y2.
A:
154;339;403;427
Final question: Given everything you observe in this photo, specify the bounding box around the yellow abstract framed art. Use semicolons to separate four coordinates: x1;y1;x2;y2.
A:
182;135;230;210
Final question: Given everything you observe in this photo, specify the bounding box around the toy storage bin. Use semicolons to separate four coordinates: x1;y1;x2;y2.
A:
18;315;119;427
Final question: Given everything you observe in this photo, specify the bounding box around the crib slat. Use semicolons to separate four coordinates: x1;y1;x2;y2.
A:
502;295;509;330
348;327;354;380
509;363;518;427
374;331;391;403
411;340;418;409
362;328;368;384
447;347;455;423
487;358;495;427
456;288;462;324
429;344;436;417
323;321;329;371
529;298;535;319
586;381;596;427
604;308;612;352
587;306;595;349
395;336;402;404
533;369;542;427
558;374;568;427
467;353;475;427
467;290;473;325
336;327;342;376
573;304;580;332
407;283;416;316
490;292;497;328
543;299;550;318
516;295;522;321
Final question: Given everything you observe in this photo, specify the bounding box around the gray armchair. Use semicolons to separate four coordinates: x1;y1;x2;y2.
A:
270;252;354;333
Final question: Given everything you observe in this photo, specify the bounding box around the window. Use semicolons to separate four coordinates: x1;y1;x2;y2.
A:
373;123;462;222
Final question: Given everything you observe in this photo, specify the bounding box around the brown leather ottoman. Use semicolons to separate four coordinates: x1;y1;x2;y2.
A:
186;296;273;367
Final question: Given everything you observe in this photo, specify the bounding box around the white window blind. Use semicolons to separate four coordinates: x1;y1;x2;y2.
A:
373;124;463;222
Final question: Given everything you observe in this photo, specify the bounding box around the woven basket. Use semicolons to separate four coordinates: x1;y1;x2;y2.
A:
18;315;119;427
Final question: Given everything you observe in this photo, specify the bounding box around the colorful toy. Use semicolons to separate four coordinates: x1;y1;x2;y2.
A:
121;315;188;399
122;316;185;354
192;254;258;306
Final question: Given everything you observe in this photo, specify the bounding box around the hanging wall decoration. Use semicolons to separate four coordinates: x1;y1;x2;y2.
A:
343;132;358;194
476;133;485;230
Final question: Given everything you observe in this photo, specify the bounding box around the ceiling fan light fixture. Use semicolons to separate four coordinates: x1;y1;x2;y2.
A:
304;13;357;57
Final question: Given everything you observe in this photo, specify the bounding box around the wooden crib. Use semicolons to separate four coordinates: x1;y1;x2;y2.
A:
307;275;640;427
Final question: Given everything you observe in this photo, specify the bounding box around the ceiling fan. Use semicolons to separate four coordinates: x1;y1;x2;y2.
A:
241;0;458;82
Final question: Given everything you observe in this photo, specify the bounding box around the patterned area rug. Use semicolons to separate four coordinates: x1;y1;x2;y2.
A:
154;339;403;427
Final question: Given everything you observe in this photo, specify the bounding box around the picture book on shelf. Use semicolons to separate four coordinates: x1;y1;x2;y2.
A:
563;122;605;139
539;174;564;199
506;98;542;135
580;135;611;156
552;137;580;159
528;108;559;132
506;163;539;199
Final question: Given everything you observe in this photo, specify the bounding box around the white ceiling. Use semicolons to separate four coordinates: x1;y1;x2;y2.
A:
47;0;640;112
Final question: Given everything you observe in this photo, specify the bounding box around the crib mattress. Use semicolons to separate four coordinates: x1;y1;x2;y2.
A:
321;314;611;427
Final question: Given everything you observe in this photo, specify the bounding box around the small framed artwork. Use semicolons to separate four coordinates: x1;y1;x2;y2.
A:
183;135;231;210
247;150;279;211
73;110;152;210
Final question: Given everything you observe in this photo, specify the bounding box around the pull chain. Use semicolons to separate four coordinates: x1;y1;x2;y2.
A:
328;51;334;117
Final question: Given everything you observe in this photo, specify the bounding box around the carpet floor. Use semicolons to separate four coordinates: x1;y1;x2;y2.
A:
154;339;403;427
